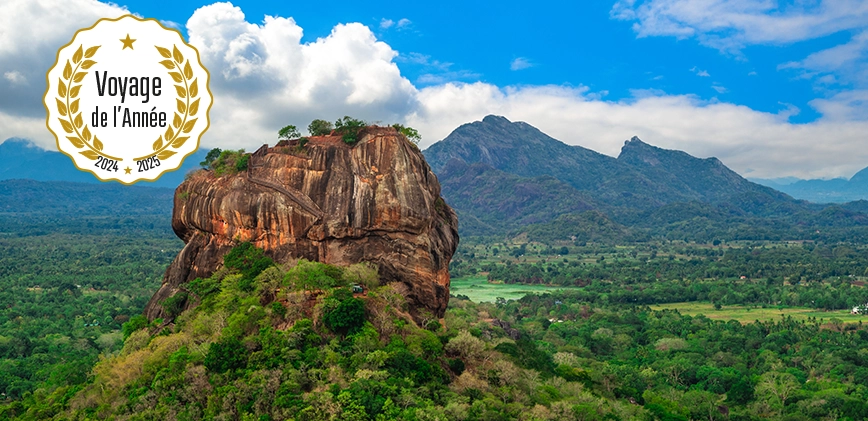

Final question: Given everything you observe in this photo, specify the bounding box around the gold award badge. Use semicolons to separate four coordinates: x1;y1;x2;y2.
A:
44;15;212;184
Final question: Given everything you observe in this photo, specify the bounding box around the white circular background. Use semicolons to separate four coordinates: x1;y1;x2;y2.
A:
45;15;211;184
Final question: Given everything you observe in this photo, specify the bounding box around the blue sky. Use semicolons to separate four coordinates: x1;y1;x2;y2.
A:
128;0;835;122
1;0;867;179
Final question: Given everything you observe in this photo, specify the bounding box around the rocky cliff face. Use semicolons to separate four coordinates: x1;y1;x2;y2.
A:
144;127;459;321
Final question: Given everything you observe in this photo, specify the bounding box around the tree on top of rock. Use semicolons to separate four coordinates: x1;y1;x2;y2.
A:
278;125;301;141
335;116;367;144
392;124;421;145
308;119;334;136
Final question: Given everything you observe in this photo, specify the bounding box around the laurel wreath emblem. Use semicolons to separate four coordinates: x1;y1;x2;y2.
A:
135;45;200;161
56;45;122;161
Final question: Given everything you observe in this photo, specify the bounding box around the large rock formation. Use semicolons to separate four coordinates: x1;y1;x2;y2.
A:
144;127;459;321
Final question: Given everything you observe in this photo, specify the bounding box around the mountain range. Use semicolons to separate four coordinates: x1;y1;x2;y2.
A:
5;120;867;204
425;116;805;213
752;170;868;203
423;115;868;242
4;115;868;242
0;138;207;188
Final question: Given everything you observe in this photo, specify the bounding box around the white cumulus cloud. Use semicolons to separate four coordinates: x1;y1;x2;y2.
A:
611;0;868;51
0;0;129;148
780;30;868;87
3;71;26;85
406;82;868;179
185;2;419;150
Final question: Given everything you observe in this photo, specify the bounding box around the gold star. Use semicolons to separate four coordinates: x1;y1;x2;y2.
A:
120;34;136;50
124;167;132;174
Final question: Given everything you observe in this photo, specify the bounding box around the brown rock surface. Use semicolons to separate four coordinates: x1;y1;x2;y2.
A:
144;127;459;321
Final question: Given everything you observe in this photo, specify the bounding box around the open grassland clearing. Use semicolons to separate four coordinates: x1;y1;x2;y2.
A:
651;301;868;325
450;275;582;302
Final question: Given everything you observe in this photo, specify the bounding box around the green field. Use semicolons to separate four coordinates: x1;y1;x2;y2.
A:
450;275;581;303
651;302;868;325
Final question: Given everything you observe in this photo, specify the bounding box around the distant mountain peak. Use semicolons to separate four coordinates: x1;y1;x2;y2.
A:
1;137;37;145
619;136;722;166
423;114;585;174
0;138;44;155
415;116;822;237
850;166;868;184
481;114;511;124
754;164;868;203
619;136;670;167
621;136;660;160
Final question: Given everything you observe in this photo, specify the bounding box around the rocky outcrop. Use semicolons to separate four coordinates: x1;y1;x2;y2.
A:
144;127;459;322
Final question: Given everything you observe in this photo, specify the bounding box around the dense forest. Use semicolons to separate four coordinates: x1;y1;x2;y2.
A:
6;243;868;420
0;180;180;402
447;240;868;318
450;241;868;310
0;232;179;400
6;180;868;420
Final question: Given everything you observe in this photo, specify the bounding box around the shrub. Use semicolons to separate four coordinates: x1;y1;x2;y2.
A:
223;242;274;291
334;116;366;144
189;276;220;299
224;242;273;279
494;338;555;375
210;149;248;176
122;315;149;339
425;319;442;331
288;319;321;350
285;260;344;293
385;349;447;384
555;364;592;384
654;337;688;352
445;330;485;361
160;292;188;319
391;124;421;144
234;154;249;172
343;262;379;290
448;358;465;375
270;301;287;318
